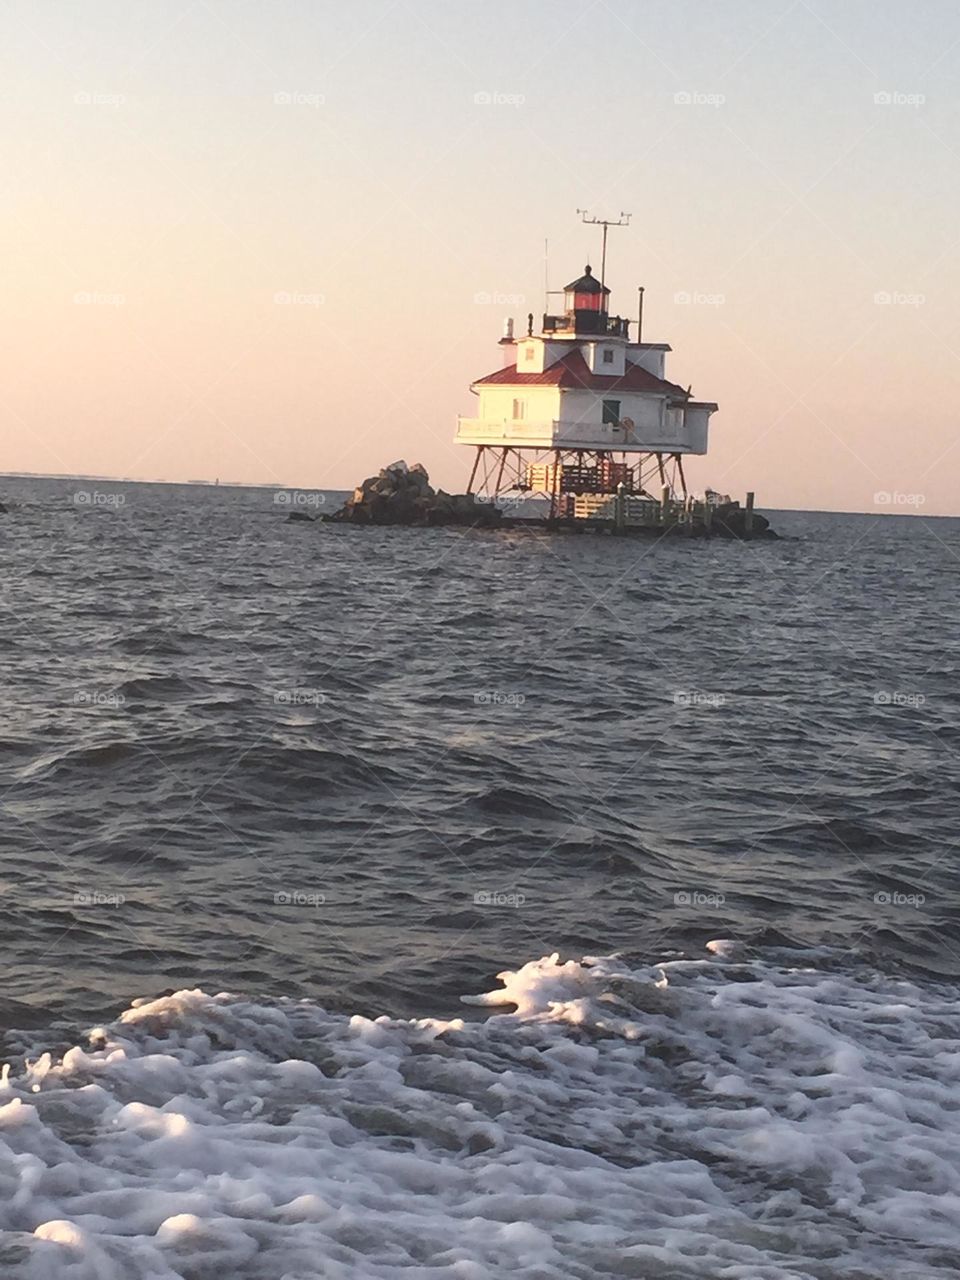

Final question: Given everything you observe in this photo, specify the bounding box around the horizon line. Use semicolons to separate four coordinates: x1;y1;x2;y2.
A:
0;471;955;520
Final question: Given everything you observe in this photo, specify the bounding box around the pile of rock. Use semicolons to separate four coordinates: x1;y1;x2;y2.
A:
326;461;501;527
710;502;776;539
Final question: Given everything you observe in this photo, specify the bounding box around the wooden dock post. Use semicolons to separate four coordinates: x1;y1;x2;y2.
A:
660;484;670;525
745;491;755;536
615;481;626;533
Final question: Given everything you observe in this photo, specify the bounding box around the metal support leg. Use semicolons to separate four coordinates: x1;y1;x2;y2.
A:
494;448;509;497
675;454;687;499
466;446;483;495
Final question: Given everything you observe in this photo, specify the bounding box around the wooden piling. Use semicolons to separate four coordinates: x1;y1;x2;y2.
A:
745;491;755;535
615;481;626;533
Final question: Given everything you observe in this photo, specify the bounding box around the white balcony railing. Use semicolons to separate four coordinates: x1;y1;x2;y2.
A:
455;415;704;452
455;417;556;442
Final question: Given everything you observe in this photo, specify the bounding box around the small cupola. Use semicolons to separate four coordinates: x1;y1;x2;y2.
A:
541;261;630;339
563;265;610;316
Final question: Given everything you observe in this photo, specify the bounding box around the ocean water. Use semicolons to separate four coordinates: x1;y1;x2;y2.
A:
1;475;959;1278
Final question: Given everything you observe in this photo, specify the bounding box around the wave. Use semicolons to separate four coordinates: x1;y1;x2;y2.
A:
470;784;568;821
16;736;401;796
2;946;958;1278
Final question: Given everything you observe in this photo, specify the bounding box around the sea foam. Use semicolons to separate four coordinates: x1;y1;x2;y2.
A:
1;945;958;1278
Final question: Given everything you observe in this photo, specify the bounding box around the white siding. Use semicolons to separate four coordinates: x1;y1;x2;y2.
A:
683;405;712;453
559;389;664;435
476;385;562;424
513;339;571;375
630;347;667;378
584;342;626;376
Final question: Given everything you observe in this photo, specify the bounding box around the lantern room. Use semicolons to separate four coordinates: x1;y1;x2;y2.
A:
542;264;629;338
564;265;608;314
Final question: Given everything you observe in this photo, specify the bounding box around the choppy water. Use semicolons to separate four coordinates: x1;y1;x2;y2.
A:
1;475;959;1278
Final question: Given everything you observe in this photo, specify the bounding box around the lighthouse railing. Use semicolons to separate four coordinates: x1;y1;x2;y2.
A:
455;416;703;452
457;417;631;443
455;418;558;444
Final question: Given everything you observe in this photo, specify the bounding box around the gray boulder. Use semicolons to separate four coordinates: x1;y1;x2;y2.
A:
328;463;500;527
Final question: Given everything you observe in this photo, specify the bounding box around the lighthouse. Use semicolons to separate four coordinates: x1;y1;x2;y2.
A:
456;235;719;522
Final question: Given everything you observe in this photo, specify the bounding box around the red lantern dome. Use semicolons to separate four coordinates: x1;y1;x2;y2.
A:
563;264;609;315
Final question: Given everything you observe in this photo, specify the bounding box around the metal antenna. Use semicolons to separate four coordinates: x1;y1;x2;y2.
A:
576;210;632;294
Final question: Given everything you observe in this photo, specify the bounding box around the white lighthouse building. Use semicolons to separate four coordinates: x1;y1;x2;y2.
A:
456;258;718;519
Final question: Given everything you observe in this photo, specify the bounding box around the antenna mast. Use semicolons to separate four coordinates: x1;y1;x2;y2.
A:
576;209;631;293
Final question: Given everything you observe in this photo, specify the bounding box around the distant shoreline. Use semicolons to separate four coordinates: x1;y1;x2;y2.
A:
0;473;956;518
0;472;330;493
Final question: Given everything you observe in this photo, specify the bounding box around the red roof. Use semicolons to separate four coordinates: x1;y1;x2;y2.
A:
472;349;688;398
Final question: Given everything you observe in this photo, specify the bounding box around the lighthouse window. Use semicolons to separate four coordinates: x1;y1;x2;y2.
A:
602;348;614;364
512;398;527;420
523;345;535;362
602;399;621;426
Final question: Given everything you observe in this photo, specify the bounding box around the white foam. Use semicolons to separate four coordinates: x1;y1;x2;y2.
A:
705;937;740;958
2;948;959;1277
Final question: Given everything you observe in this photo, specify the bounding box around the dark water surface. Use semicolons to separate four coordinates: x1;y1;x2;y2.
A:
3;476;960;1279
2;476;957;1030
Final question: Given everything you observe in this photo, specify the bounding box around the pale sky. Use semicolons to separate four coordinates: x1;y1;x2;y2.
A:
3;0;960;513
